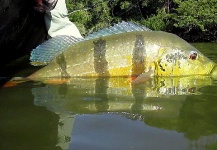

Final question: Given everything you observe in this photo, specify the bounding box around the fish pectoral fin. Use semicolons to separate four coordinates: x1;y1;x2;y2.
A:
132;69;154;84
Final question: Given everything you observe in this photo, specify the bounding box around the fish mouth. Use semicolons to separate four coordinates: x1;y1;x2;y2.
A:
210;65;217;78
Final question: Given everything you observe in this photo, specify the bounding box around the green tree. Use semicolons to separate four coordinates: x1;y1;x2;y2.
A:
65;0;217;42
173;0;217;32
66;0;113;36
171;0;217;41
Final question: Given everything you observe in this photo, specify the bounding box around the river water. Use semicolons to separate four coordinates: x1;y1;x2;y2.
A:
1;43;217;150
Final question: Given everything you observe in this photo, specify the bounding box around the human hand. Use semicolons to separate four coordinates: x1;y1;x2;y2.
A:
34;0;58;12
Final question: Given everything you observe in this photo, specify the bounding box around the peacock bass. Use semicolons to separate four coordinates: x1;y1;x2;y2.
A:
29;21;217;82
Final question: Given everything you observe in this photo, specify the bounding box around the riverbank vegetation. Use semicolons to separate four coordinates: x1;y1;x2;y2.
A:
66;0;217;42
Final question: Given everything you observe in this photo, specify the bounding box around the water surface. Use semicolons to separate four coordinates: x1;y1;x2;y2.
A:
1;43;217;150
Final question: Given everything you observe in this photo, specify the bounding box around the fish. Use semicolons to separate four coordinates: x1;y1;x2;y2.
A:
29;21;217;82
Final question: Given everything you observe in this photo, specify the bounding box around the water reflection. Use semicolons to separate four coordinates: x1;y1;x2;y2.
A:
33;76;214;113
29;76;217;149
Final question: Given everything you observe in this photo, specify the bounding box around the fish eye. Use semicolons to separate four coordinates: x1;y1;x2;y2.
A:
189;51;198;60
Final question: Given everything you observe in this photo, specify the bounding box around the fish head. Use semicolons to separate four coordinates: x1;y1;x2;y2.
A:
155;48;216;76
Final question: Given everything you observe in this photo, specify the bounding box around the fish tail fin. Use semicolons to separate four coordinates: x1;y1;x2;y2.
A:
30;35;83;66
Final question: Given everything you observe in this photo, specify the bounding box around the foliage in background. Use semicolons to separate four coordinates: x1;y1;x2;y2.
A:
66;0;217;42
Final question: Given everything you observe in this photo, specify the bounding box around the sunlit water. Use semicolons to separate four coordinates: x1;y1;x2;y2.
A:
1;43;217;150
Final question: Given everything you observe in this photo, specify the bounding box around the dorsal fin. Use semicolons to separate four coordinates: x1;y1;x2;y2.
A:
30;21;150;66
85;21;151;40
30;35;83;66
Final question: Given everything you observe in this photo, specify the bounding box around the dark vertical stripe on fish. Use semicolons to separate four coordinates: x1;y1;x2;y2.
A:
56;53;70;77
132;35;145;75
93;39;110;76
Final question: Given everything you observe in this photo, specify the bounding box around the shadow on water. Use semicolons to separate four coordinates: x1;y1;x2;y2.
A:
1;43;217;149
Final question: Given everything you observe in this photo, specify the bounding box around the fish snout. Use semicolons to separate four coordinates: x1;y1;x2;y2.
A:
211;65;217;78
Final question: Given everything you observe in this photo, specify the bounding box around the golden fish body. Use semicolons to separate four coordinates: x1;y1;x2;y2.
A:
29;31;216;79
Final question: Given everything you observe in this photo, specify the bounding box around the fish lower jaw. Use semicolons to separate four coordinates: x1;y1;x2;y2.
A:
210;65;217;78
